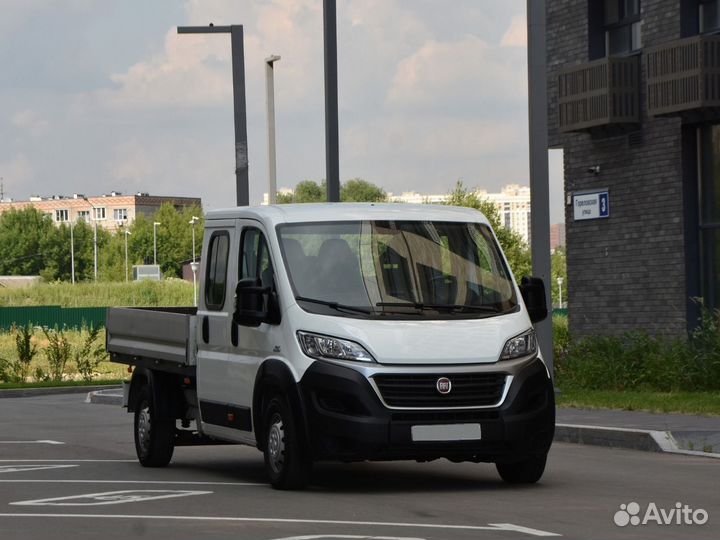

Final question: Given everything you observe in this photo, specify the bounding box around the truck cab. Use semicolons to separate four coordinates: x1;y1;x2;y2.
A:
109;203;554;489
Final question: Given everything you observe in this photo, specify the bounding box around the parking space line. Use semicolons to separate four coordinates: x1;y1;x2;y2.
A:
0;440;64;445
0;465;78;474
0;479;264;486
0;513;562;537
12;490;213;506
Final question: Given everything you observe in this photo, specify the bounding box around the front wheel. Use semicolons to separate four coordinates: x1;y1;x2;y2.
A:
134;385;175;467
263;395;311;490
496;453;547;484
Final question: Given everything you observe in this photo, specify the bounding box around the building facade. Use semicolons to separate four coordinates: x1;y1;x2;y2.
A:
0;192;202;232
548;0;719;337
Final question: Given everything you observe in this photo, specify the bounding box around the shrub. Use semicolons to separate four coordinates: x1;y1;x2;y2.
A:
12;323;38;383
43;327;72;382
75;325;105;383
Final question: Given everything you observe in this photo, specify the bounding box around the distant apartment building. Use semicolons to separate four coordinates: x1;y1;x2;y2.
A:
550;223;566;251
262;184;534;243
0;192;202;232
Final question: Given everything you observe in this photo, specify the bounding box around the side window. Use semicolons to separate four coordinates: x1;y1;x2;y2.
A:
205;231;230;310
240;228;274;289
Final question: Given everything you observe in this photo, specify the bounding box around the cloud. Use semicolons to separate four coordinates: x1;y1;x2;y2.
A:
12;109;50;137
501;15;527;47
386;36;527;110
0;154;34;196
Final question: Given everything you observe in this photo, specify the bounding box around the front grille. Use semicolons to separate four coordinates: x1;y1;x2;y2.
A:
373;372;506;408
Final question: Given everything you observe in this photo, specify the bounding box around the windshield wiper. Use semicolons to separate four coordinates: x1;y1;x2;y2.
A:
376;302;501;313
296;296;372;314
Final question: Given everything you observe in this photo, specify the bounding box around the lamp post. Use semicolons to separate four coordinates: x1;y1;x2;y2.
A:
189;216;200;307
557;276;564;310
265;55;281;204
70;218;75;285
153;222;161;265
124;229;132;283
82;197;99;282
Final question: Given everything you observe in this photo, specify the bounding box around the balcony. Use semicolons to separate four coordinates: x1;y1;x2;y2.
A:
647;35;720;118
558;56;640;133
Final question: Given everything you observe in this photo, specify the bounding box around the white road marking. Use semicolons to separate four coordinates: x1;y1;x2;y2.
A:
0;514;562;537
11;490;212;506
0;465;78;474
490;524;563;537
0;440;64;445
0;479;263;486
270;536;426;540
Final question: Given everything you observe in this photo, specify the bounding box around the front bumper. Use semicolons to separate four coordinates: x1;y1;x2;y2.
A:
298;357;555;463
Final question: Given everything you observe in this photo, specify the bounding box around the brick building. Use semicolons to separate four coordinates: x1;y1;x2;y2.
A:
548;0;720;337
0;192;201;232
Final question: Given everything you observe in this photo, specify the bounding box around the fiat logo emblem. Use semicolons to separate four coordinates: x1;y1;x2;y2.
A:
436;377;452;395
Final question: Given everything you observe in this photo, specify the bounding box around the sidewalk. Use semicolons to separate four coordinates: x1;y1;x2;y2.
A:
556;407;720;458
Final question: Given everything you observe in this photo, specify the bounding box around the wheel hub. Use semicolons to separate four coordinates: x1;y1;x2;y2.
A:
137;405;151;452
267;415;285;474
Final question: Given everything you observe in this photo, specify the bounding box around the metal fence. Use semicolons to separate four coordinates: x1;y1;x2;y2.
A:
0;306;106;331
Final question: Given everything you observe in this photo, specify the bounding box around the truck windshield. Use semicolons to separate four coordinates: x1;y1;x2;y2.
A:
277;220;517;319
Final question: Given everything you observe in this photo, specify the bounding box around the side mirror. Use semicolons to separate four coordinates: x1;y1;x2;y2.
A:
234;278;269;327
519;276;548;324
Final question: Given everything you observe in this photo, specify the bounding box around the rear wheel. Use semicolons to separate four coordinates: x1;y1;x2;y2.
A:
263;395;311;490
134;385;175;467
496;453;547;484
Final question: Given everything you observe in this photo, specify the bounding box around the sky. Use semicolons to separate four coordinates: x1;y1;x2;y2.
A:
0;0;565;223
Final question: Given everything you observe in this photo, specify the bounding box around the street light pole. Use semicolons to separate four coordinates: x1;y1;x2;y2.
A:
177;24;250;206
323;0;341;202
124;230;132;283
82;197;99;282
70;219;75;285
557;276;564;309
189;216;200;307
265;55;281;204
153;222;161;265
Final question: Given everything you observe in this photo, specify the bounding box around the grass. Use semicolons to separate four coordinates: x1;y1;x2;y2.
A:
0;379;125;390
0;279;194;308
557;387;720;416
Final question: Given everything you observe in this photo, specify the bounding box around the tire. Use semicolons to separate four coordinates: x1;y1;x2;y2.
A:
134;385;175;467
496;453;547;484
262;395;311;490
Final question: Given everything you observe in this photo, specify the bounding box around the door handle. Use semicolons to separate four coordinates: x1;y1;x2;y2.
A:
202;316;209;343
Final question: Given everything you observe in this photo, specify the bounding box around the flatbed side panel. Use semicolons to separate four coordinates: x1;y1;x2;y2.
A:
106;307;195;366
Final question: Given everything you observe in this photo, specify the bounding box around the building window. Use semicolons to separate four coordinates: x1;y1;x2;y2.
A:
589;0;642;59
93;207;106;220
700;0;720;33
113;208;128;221
698;125;720;312
77;210;90;222
55;209;69;222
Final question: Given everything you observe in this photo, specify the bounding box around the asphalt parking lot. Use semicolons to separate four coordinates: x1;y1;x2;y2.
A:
0;394;717;540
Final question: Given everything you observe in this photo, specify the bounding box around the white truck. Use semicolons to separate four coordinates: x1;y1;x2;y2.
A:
107;203;554;489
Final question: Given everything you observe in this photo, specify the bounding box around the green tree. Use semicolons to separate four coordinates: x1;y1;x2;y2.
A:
551;247;567;308
340;178;387;202
0;208;56;276
444;181;532;279
293;180;325;203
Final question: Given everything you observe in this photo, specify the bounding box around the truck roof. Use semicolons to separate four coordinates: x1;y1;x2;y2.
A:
205;203;491;226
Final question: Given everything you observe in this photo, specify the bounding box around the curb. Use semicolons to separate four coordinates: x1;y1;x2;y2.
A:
0;384;123;399
85;388;124;405
556;423;720;459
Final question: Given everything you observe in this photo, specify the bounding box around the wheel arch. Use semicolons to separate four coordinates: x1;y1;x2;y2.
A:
253;358;308;452
128;366;183;420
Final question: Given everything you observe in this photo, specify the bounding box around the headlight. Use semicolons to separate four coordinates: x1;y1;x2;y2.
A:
500;329;537;360
297;331;375;363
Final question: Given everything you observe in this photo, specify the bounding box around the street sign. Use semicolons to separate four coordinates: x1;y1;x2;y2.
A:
573;191;609;221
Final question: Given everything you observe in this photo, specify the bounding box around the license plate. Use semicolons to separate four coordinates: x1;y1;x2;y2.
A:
411;423;482;442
